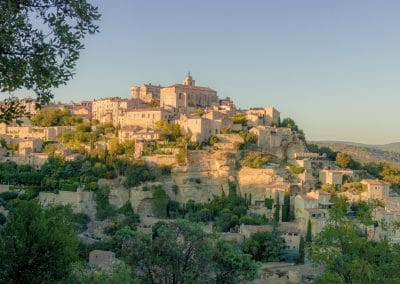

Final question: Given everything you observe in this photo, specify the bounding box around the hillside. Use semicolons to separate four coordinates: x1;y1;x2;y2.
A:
312;141;400;166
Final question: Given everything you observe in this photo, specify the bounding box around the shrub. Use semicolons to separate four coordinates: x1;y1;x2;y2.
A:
176;148;187;164
95;187;115;221
289;165;305;174
159;164;172;176
0;191;18;201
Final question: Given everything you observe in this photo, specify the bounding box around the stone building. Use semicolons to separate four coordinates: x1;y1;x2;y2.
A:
18;138;43;156
119;108;173;129
294;190;332;236
246;106;280;127
0;124;67;141
361;179;390;200
319;169;354;185
178;113;223;143
92;97;134;126
249;126;292;150
160;73;218;111
131;83;162;104
118;126;161;143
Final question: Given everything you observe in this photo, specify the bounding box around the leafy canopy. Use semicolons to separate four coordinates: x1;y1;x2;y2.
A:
0;0;100;122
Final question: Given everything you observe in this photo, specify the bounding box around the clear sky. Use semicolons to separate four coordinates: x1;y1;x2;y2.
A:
41;0;400;144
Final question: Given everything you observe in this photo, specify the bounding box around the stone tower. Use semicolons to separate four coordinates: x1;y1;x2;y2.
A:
183;72;195;86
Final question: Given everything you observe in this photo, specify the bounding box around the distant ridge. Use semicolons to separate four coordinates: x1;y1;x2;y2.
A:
310;141;400;166
315;141;400;154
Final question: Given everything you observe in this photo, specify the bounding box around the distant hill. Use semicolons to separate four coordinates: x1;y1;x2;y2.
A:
378;142;400;153
311;141;400;166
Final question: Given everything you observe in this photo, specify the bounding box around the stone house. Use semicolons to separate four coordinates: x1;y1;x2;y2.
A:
89;250;121;272
131;83;162;103
119;108;172;129
246;106;280;127
294;190;332;236
249;125;292;151
18;138;43;156
319;169;354;185
92;97;134;126
118;126;161;143
361;179;390;200
178;114;221;143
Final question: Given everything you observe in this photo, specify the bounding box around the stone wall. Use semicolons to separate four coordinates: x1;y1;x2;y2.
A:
39;187;96;218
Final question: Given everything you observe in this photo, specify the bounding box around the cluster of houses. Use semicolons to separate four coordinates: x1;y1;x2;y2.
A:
1;73;399;264
0;73;282;165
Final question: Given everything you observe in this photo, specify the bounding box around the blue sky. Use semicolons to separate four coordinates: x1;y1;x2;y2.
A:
38;1;400;144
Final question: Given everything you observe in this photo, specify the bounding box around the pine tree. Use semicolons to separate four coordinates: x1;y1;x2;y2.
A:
273;199;280;223
297;236;305;264
306;220;312;243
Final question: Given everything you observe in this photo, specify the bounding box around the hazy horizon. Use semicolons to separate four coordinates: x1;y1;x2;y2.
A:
8;0;400;144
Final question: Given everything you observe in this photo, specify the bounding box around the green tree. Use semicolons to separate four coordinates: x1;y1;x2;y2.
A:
311;197;400;283
0;200;78;282
124;220;215;283
0;0;100;123
282;191;291;222
213;240;260;284
297;236;305;264
152;187;169;218
273;199;280;223
242;229;285;262
335;152;353;168
306;219;312;243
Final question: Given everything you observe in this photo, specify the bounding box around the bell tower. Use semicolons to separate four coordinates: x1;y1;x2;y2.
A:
183;72;195;86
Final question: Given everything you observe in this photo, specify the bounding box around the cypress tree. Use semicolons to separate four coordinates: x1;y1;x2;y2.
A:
273;199;280;223
306;220;312;243
297;236;305;264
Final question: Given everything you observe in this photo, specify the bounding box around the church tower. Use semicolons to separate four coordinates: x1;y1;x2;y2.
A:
183;72;195;86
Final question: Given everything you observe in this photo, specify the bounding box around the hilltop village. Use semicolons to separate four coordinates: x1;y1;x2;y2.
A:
1;74;400;282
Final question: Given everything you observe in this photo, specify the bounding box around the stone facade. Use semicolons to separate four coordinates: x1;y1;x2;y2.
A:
294;190;332;236
119;108;172;129
160;74;218;111
92;97;134;126
246;106;280;127
131;83;162;103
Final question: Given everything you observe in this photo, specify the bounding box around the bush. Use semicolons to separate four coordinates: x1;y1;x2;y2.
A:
0;191;18;201
289;165;305;174
124;161;155;188
176;148;187;164
159;164;172;176
241;152;270;168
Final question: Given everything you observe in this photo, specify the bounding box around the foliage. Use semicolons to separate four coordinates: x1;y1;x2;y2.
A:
241;151;271;168
0;0;100;122
232;113;247;125
335;152;353;168
264;197;274;209
0;213;6;226
342;182;367;194
242;229;285;262
297;236;305;264
192;108;205;117
239;214;268;225
307;143;337;161
175;147;187;164
288;165;305;174
71;212;90;233
209;135;220;145
213;240;261;283
152;187;169;218
124;160;155;188
155;120;181;142
311;197;400;283
281;191;292;222
279;117;305;139
95;186;115;221
239;131;258;145
306;220;312;243
0;200;78;282
122;220;259;283
32;107;82;126
273;199;280;223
